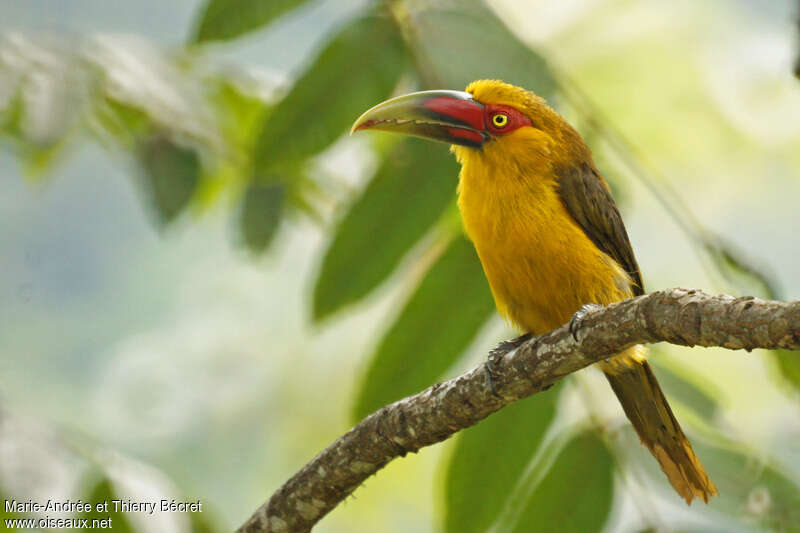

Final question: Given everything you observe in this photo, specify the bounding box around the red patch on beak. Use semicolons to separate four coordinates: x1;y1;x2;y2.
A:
424;97;485;131
447;128;484;144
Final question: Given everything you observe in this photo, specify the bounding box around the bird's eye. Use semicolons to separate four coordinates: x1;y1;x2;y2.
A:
492;113;509;128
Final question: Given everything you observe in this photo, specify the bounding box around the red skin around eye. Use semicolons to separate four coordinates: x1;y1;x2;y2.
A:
484;104;532;135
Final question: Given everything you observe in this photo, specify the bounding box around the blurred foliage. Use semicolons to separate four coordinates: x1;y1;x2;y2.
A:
138;134;201;225
557;77;798;396
444;385;559;533
616;416;800;532
699;234;782;301
399;0;556;97
509;431;614;533
251;11;406;173
313;137;458;321
774;349;800;393
2;0;800;532
78;477;136;532
193;0;314;43
624;422;800;532
694;441;800;532
352;235;494;420
796;3;800;80
240;182;286;252
0;409;219;533
555;76;782;302
649;356;719;421
190;510;221;533
0;488;24;523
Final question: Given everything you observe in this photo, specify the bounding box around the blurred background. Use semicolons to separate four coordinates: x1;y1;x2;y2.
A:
1;0;800;531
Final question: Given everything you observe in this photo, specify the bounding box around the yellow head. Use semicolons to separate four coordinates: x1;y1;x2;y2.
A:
457;80;588;172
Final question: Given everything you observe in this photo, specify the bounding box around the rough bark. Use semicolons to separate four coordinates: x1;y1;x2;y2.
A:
237;288;800;533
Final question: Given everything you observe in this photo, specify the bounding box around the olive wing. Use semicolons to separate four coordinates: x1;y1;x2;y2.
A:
556;163;644;296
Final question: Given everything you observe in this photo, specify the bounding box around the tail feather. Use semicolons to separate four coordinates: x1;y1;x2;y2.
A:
603;359;717;504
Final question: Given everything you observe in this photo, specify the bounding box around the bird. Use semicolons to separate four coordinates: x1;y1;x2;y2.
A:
351;79;717;504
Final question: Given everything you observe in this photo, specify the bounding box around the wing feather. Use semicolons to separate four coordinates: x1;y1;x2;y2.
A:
556;162;644;296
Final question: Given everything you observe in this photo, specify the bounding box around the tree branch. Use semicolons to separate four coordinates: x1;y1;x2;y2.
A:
237;288;800;533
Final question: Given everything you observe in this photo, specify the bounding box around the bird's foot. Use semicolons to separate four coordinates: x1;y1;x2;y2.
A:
490;332;533;358
569;303;603;341
483;362;501;398
484;333;532;398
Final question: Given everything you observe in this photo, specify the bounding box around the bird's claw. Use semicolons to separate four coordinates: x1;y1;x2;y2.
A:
490;333;532;358
485;333;532;398
484;363;501;398
569;303;602;341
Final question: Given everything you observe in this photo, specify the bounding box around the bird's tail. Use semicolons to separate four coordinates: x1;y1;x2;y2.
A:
601;350;717;504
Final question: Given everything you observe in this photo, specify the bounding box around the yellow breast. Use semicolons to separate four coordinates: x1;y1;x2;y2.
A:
453;135;633;334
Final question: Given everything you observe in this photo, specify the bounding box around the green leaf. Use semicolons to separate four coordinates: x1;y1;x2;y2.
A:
406;2;557;97
773;349;800;394
253;13;406;173
189;505;219;533
192;0;312;43
1;92;70;180
510;431;614;533
352;234;495;420
240;181;286;253
0;91;24;138
213;81;270;148
444;385;560;533
313;138;459;321
94;97;151;148
0;488;25;522
78;477;135;532
138;134;201;224
693;440;800;532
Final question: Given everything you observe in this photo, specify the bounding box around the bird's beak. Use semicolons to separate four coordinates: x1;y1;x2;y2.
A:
350;90;487;147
